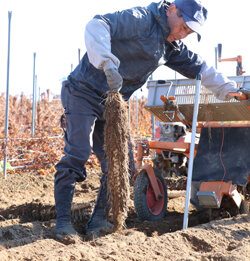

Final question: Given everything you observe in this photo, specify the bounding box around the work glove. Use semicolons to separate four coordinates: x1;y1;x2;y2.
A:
234;88;250;100
104;68;123;92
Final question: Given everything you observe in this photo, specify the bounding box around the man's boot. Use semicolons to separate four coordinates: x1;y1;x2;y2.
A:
85;176;112;233
54;182;77;237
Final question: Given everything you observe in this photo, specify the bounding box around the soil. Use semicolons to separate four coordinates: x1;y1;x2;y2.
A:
0;169;249;261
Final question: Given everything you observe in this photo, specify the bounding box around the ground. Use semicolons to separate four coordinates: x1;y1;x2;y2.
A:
0;169;249;261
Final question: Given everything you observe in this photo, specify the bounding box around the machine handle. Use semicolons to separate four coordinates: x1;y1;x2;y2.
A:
160;95;176;103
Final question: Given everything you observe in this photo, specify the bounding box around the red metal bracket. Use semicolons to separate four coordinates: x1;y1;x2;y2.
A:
143;164;162;201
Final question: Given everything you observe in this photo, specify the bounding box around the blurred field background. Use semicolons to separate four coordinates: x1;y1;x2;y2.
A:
0;92;153;175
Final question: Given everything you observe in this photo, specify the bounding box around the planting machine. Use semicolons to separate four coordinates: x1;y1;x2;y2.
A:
133;75;250;222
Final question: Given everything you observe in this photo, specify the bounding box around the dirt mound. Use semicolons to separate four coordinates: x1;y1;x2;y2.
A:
0;170;249;260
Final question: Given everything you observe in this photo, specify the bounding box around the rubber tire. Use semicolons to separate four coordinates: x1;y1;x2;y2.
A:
239;199;249;214
134;169;167;221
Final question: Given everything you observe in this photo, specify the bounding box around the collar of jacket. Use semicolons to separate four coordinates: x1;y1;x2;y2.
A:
149;1;171;41
165;40;181;51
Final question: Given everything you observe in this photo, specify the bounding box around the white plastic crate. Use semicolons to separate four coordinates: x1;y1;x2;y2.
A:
145;76;250;122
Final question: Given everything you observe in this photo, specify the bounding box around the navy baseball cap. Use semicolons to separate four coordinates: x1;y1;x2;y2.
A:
174;0;208;41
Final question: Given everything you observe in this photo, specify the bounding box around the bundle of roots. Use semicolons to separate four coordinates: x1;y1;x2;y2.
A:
104;92;130;232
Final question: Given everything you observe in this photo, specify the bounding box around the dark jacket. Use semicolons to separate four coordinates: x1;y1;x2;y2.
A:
67;1;203;101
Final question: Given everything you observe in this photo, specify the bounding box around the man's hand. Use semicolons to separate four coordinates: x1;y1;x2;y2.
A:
104;68;123;92
238;88;250;100
230;88;250;100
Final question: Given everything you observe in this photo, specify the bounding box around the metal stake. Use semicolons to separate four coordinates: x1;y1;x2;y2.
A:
136;91;138;134
78;48;81;63
35;75;37;120
183;74;202;229
215;46;218;69
31;52;36;137
128;100;130;128
3;11;12;179
152;116;155;139
149;74;155;139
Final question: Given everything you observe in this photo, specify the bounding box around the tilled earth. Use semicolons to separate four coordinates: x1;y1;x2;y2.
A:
0;169;249;261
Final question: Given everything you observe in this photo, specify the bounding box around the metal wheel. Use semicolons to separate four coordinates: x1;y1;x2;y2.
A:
134;169;167;221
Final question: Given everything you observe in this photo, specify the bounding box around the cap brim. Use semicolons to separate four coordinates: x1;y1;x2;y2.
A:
182;13;202;41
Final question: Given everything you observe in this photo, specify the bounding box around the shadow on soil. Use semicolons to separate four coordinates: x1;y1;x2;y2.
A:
0;200;238;250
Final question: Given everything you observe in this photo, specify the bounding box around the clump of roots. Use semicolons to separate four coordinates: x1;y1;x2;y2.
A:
104;92;130;232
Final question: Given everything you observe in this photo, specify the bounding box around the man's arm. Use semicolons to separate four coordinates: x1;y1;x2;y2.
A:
85;18;122;92
84;18;120;72
165;41;203;79
166;41;238;101
84;7;153;92
200;61;238;100
85;6;151;72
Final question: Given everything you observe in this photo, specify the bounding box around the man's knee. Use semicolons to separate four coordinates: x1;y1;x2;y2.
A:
55;156;87;184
